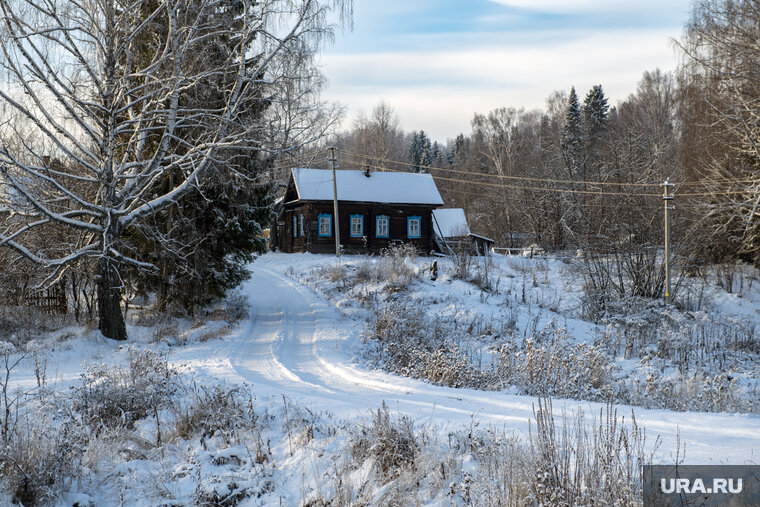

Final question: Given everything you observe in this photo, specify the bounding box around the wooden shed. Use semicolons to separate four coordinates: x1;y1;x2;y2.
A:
276;168;444;254
432;208;494;255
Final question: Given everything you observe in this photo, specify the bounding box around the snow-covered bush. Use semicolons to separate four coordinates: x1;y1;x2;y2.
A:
0;305;71;344
351;403;418;479
365;303;486;388
528;398;649;506
321;263;348;284
625;369;758;413
280;396;323;453
151;321;179;343
495;323;613;400
0;411;80;506
73;349;178;431
320;398;653;506
172;385;256;445
223;291;250;323
452;251;499;292
378;243;419;291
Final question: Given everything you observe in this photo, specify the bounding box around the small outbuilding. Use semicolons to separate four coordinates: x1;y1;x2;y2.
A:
276;168;444;254
432;208;494;255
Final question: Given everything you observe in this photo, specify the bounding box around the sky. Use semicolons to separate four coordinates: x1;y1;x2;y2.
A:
320;0;695;142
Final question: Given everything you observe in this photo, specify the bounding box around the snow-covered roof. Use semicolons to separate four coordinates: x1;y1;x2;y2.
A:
432;208;470;238
290;168;443;206
469;232;494;243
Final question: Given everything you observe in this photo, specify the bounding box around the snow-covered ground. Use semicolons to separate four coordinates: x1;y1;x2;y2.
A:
2;251;760;504
224;254;760;464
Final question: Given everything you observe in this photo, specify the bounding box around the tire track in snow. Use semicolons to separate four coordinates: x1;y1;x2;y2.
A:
223;264;760;465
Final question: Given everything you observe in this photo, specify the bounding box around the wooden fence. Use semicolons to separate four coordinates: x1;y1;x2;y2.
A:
24;284;67;315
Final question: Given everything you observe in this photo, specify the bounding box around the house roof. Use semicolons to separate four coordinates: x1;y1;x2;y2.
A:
290;168;444;206
432;208;470;238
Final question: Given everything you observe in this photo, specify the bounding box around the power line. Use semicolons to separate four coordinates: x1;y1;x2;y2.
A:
437;186;660;207
342;150;664;188
341;149;760;189
349;159;663;196
277;148;756;198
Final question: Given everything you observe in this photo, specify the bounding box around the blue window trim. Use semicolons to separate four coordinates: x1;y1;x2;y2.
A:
350;214;364;238
318;213;332;237
375;215;389;238
293;214;298;237
407;215;421;239
299;214;304;237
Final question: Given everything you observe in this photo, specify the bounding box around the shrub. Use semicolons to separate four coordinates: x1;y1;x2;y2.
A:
172;385;256;445
365;303;486;388
73;349;178;431
351;403;418;479
378;244;419;290
528;398;650;506
223;291;250;323
151;322;179;343
495;323;613;400
0;412;80;506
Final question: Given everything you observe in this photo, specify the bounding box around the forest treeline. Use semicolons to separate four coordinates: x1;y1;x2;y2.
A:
304;1;760;283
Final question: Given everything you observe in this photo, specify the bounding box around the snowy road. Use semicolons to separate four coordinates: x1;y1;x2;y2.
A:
176;263;760;465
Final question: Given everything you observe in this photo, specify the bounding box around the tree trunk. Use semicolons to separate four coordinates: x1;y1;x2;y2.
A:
97;256;127;340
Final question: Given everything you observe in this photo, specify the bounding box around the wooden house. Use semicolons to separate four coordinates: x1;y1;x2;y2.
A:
432;208;494;255
275;168;444;254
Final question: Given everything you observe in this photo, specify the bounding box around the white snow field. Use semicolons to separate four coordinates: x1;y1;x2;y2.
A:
171;256;760;466
3;252;760;505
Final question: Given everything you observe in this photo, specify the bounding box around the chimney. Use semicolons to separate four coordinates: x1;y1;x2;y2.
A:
364;165;371;177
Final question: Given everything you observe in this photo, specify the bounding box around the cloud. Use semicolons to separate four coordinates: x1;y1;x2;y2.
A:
488;0;605;11
322;28;680;141
487;0;690;16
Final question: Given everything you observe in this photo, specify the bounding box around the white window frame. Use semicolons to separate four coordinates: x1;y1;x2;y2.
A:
407;215;421;239
299;214;304;237
376;215;389;238
350;214;364;237
318;214;332;237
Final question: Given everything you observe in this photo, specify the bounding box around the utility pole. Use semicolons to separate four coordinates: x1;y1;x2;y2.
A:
328;146;340;257
662;180;674;305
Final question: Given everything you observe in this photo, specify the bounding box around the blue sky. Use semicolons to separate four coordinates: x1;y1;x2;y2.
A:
321;0;694;142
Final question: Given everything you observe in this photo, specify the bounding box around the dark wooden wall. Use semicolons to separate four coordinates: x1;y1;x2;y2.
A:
278;201;436;254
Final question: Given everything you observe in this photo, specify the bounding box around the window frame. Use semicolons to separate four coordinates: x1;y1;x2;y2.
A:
318;213;332;237
293;214;298;237
350;214;364;238
299;214;304;237
375;215;389;239
407;215;421;239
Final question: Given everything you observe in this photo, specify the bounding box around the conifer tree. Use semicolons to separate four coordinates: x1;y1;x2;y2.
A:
583;85;610;142
410;130;433;172
560;87;585;179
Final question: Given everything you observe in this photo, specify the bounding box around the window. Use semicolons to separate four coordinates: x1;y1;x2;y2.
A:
407;216;421;239
293;215;298;237
376;215;389;238
318;214;332;237
350;214;364;237
299;214;304;237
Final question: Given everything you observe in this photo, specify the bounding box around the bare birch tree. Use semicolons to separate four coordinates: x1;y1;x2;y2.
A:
0;0;350;339
677;0;760;263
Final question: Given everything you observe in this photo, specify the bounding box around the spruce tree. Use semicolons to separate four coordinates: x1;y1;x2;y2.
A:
561;87;585;179
583;84;609;141
409;130;433;172
124;0;275;313
132;162;275;313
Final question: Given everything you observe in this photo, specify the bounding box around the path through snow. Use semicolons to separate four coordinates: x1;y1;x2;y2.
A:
173;263;760;465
